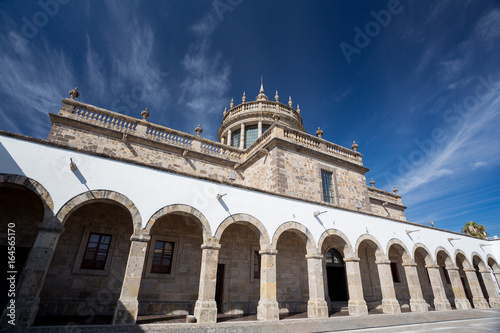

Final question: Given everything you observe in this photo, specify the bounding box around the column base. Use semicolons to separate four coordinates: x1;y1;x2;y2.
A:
307;299;328;318
454;298;472;310
473;297;490;309
194;300;217;323
112;299;138;325
488;297;500;309
348;300;368;316
434;298;452;311
382;298;401;314
409;298;429;312
257;299;279;321
1;297;39;328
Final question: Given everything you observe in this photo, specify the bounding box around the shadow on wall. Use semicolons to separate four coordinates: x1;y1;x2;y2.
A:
0;141;25;176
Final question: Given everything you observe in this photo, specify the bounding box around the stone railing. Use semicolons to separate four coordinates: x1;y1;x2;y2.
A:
65;99;140;133
223;100;302;123
146;124;193;147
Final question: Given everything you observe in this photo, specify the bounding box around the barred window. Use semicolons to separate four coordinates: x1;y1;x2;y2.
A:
80;233;112;270
231;129;241;148
245;125;259;148
151;241;175;274
321;170;335;203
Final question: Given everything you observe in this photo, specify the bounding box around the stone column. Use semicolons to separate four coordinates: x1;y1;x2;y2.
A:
425;264;451;311
113;233;150;325
446;266;472;310
463;268;489;308
227;129;232;146
258;120;262;138
239;123;245;149
305;254;328;318
193;240;220;323
1;217;63;327
402;261;428;312
221;137;225;145
344;257;368;316
479;268;500;308
257;249;279;321
375;259;401;314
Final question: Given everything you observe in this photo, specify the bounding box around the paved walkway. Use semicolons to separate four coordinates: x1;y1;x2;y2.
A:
5;308;500;333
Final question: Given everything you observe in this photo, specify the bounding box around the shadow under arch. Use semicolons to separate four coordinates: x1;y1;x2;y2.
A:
145;204;212;243
471;252;488;270
317;229;355;258
0;173;55;221
215;213;270;249
413;243;436;265
271;221;317;254
355;234;385;260
455;249;473;270
56;189;142;230
487;254;500;273
435;246;455;267
386;238;412;263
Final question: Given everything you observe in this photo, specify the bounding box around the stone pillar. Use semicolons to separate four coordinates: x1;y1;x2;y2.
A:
227;129;232;146
463;268;489;308
113;233;150;325
446;266;472;310
1;217;63;327
221;137;225;145
305;254;328;318
257;249;279;321
402;261;428;312
344;257;368;316
479;269;500;308
426;264;451;311
239;123;245;149
258;120;262;138
375;259;401;314
193;240;220;323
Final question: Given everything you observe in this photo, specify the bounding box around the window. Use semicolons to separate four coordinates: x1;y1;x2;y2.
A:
390;262;401;283
321;170;335;203
231;129;241;148
245;125;259;148
326;248;344;266
253;250;261;279
80;233;112;270
151;241;175;274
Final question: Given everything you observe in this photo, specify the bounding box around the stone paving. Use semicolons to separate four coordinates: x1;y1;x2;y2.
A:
5;308;500;333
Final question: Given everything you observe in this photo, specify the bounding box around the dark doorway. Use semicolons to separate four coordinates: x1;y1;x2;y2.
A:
326;248;348;302
1;246;31;312
215;264;224;313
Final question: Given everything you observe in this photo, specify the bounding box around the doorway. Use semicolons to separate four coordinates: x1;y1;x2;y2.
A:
215;264;224;313
326;248;348;302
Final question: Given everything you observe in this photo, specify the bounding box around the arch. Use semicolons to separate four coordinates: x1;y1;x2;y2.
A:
413;243;435;265
355;234;385;260
317;229;355;258
271;221;316;254
56;190;142;230
455;249;473;270
215;213;270;249
386;238;412;263
487;255;500;273
435;246;455;267
145;204;212;243
471;252;488;271
0;173;54;220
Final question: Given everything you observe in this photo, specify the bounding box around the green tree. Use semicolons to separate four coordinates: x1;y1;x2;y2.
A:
462;221;488;239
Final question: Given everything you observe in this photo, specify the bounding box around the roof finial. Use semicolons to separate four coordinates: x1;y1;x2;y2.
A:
297;104;301;113
195;124;203;136
260;76;264;93
69;87;79;99
141;107;150;120
288;96;293;107
351;140;358;151
275;90;279;102
223;107;227;116
370;178;375;187
230;98;234;108
242;91;246;103
316;127;323;138
256;77;268;101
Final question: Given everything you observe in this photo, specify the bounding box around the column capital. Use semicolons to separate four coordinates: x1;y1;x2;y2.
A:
38;217;64;233
402;261;417;267
344;257;360;262
201;242;221;250
375;260;391;265
479;269;491;274
259;249;278;256
305;253;323;260
130;234;151;242
425;264;439;269
445;266;459;271
464;268;476;273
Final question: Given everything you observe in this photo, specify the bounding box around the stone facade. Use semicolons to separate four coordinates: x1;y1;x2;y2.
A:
0;85;499;329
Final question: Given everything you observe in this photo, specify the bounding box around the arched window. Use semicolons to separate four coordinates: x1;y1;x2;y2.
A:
326;248;344;266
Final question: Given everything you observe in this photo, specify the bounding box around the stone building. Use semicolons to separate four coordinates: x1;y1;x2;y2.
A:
1;85;499;328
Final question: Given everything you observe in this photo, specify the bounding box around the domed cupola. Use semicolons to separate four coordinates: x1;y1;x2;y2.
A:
218;81;305;149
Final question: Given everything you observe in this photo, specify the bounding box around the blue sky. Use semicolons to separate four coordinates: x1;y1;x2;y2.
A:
1;1;499;237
